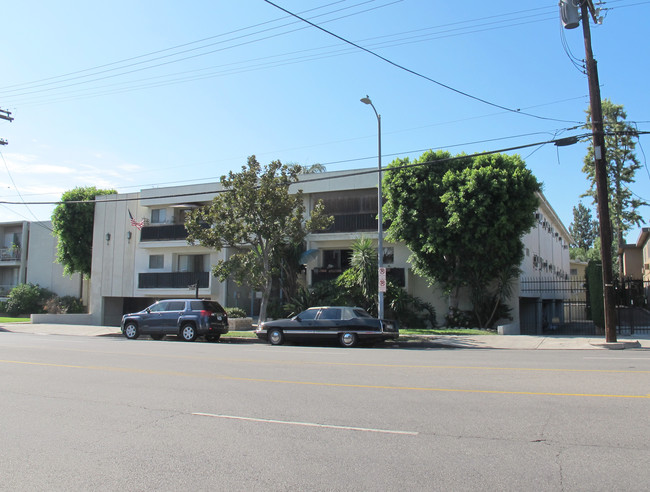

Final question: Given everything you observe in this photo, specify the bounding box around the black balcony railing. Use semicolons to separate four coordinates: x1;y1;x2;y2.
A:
140;224;189;241
311;267;404;287
138;272;209;289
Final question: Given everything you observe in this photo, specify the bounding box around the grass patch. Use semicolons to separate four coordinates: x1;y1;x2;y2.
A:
401;328;497;336
0;317;30;323
223;330;257;338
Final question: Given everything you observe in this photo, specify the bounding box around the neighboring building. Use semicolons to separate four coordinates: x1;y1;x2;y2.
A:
0;220;85;300
0;221;29;297
89;169;571;333
620;228;650;280
620;228;650;306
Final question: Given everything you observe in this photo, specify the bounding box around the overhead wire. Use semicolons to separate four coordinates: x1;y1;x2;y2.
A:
5;9;561;108
0;0;400;100
262;0;581;124
3;131;648;207
0;150;47;225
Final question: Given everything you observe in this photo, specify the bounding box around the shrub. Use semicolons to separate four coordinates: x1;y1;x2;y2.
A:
444;307;475;328
225;307;247;319
44;296;85;314
5;283;55;317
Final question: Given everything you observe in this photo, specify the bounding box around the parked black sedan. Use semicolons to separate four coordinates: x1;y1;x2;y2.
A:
255;306;399;347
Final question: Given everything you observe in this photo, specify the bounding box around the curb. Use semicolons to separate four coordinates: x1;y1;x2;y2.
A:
588;340;642;350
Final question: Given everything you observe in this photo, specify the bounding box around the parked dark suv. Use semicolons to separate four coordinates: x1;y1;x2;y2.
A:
121;299;229;342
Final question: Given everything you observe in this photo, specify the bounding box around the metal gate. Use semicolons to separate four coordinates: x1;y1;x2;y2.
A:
519;278;650;336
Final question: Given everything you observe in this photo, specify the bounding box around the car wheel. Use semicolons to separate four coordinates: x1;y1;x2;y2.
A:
268;328;284;346
205;333;221;342
150;334;164;341
124;322;139;340
339;332;358;348
180;323;197;342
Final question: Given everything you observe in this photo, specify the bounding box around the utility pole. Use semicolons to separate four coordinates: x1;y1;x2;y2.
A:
573;1;617;342
0;108;12;146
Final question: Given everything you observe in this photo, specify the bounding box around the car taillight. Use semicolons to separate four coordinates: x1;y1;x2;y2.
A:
202;310;225;321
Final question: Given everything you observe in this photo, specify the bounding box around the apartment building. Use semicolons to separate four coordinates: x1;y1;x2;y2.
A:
0;220;84;300
89;169;571;332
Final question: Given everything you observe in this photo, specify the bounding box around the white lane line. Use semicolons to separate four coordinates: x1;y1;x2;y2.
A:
192;413;418;436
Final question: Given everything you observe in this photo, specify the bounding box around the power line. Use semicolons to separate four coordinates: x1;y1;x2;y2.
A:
263;0;581;124
0;132;615;207
0;0;398;100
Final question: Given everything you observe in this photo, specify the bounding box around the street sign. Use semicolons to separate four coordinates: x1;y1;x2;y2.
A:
378;267;387;293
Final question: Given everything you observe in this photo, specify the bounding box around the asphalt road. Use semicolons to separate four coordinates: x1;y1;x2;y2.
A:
1;332;649;491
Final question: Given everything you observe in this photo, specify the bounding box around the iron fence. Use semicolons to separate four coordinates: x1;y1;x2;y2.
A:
519;277;650;336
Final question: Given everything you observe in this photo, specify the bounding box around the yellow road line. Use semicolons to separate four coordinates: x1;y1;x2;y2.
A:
5;344;650;374
2;358;649;399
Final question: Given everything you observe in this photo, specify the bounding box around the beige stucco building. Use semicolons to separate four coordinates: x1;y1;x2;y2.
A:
88;169;572;333
0;220;85;300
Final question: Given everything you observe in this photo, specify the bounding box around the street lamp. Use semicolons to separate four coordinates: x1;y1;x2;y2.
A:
360;95;385;319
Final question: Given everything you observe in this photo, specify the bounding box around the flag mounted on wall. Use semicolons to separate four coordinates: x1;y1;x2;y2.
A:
128;210;145;230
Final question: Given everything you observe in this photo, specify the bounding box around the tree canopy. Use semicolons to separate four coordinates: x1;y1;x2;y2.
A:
383;150;540;327
569;202;599;251
185;156;332;322
582;99;647;260
51;186;116;277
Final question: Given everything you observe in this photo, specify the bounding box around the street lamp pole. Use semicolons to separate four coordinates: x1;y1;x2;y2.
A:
360;95;384;319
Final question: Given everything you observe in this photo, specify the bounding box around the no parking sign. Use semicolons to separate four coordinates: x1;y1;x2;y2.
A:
378;267;387;292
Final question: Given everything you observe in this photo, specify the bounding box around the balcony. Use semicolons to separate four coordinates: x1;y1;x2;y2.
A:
0;247;21;262
138;272;209;289
140;224;188;242
311;267;404;287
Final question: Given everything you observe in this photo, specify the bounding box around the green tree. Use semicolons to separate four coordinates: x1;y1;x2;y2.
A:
383;150;540;328
51;186;116;277
185;156;332;322
583;99;647;273
337;237;378;314
569;202;598;250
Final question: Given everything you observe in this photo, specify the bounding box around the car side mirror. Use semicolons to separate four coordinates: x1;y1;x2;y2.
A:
145;307;151;313
295;315;301;322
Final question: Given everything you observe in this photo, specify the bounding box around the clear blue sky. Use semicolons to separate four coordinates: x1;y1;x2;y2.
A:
1;0;648;242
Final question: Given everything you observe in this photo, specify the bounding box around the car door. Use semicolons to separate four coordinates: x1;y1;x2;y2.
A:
141;301;168;333
285;308;319;338
315;307;342;338
163;301;186;334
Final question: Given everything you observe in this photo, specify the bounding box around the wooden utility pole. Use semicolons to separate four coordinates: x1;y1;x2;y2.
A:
0;108;12;146
580;2;617;342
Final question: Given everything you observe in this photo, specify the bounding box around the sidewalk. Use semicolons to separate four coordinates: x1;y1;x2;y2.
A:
2;322;649;350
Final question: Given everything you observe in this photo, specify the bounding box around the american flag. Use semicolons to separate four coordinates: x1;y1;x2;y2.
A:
128;210;145;230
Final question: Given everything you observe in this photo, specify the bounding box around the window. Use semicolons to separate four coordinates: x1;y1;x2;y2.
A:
149;255;164;269
151;208;167;224
298;308;319;320
322;249;352;270
319;308;342;320
149;301;169;312
177;254;206;272
166;301;186;311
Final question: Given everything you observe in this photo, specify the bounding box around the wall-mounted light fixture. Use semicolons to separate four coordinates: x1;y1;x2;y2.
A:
127;231;132;241
105;233;111;244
